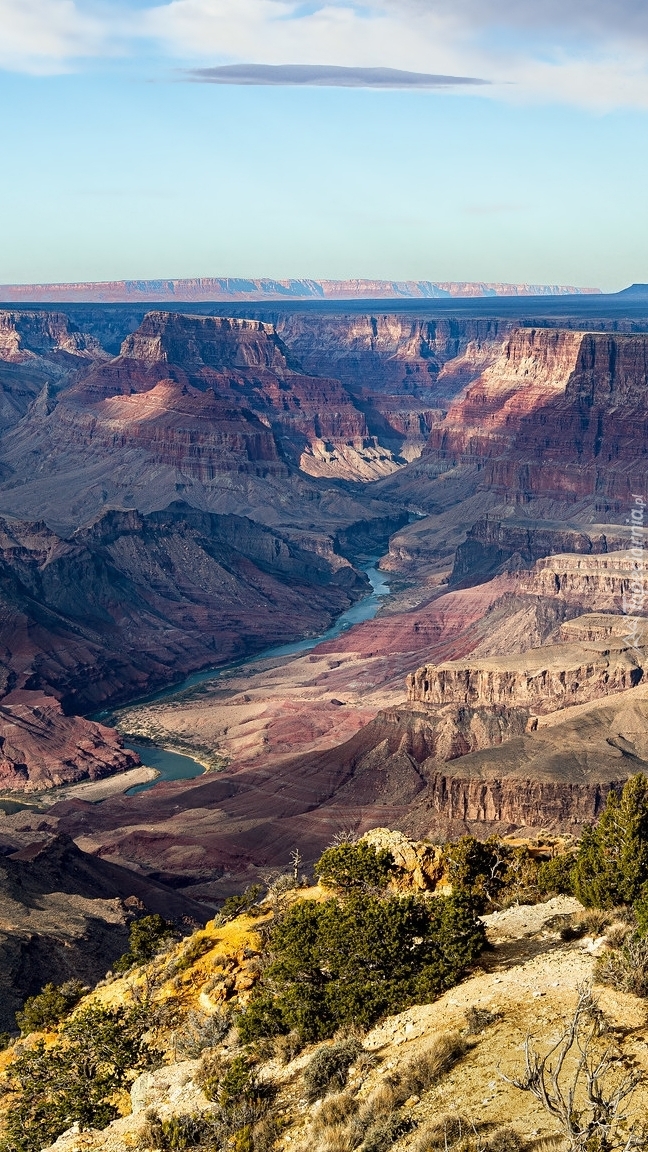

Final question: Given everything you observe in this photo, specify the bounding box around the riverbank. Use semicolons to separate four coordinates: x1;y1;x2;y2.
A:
107;561;392;793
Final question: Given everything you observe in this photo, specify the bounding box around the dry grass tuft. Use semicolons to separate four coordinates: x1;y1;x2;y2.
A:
574;908;612;936
274;1030;303;1065
397;1032;468;1099
313;1093;359;1132
412;1117;528;1152
595;934;648;996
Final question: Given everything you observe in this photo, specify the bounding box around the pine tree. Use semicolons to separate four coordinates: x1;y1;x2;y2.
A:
574;774;648;908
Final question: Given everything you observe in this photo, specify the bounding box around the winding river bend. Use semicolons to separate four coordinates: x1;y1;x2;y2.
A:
123;561;390;795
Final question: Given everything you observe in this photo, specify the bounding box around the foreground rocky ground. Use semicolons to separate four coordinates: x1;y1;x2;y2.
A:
3;881;647;1152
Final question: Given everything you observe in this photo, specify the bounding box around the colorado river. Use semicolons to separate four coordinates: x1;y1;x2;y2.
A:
123;561;390;795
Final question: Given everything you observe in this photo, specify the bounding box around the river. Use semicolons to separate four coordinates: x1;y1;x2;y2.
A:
123;561;390;795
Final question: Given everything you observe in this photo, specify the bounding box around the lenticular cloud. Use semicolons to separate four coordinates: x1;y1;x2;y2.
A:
186;63;488;87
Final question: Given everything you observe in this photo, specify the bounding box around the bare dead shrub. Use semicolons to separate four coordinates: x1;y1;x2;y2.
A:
173;1009;230;1058
504;984;643;1151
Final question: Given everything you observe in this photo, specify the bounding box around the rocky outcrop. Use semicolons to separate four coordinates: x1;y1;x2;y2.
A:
407;637;644;714
519;551;644;611
361;827;445;891
0;310;106;434
557;612;648;644
273;314;510;399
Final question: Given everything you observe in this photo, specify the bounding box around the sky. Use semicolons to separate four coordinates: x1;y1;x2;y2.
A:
1;0;647;290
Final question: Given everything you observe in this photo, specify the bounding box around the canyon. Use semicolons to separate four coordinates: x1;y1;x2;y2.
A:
0;298;648;904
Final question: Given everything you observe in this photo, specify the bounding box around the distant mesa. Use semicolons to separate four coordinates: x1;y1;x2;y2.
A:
616;283;648;296
0;277;602;303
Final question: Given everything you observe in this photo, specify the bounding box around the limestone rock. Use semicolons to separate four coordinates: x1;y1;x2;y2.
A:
361;827;445;890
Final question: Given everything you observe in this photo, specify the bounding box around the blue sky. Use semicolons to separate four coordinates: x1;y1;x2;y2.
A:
1;0;647;290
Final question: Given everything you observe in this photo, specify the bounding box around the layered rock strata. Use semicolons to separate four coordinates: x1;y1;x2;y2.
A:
407;637;644;714
0;312;416;530
0;309;106;434
424;329;648;510
451;519;629;586
519;551;645;611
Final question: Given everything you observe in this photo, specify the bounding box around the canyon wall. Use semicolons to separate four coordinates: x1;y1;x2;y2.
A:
407;638;644;714
424;329;648;511
450;519;628;585
0;310;106;435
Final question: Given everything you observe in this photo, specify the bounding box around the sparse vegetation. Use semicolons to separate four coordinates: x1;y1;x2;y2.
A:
113;914;178;973
15;979;87;1036
506;985;642;1151
239;890;485;1042
1;1002;158;1152
173;1008;230;1057
596;935;648;997
412;1118;527;1152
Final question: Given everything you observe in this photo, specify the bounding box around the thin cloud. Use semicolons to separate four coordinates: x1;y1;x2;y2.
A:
186;63;488;87
0;0;108;72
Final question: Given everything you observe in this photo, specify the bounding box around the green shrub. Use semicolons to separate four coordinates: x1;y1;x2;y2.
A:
315;841;394;891
574;775;648;909
361;1114;415;1152
142;1113;219;1151
1;1002;156;1152
113;914;177;973
15;980;86;1036
238;890;485;1042
537;852;576;896
303;1039;363;1101
444;837;538;912
221;885;263;922
0;1032;12;1051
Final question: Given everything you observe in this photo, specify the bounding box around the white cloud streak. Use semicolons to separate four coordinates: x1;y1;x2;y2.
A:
0;0;107;72
1;0;648;110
